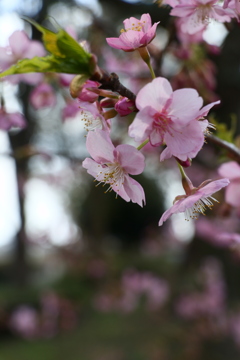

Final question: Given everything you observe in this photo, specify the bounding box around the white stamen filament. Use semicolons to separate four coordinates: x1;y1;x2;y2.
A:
185;195;218;221
80;110;103;131
95;163;125;194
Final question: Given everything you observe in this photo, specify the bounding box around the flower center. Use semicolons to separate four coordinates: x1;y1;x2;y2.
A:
120;21;146;33
96;162;125;194
153;112;173;136
185;195;218;221
196;4;212;24
80;110;103;131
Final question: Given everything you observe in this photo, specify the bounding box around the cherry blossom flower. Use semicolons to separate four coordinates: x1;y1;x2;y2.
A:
129;77;219;161
158;178;229;226
0;30;45;84
82;130;145;206
169;0;237;34
78;101;111;132
106;14;159;52
30;83;57;110
0;108;26;130
218;161;240;207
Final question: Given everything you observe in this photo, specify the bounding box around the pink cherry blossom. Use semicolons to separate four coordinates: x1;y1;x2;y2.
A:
82;130;145;206
106;14;159;52
158;178;230;226
0;108;26;130
62;101;80;121
218;161;240;207
129;77;219;161
170;0;237;34
78;101;111;132
0;30;45;84
196;218;240;248
30;83;57;110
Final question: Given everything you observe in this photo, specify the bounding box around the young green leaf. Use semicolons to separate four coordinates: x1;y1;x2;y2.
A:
0;17;95;79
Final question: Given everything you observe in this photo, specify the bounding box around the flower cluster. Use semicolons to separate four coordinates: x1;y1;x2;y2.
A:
0;11;234;228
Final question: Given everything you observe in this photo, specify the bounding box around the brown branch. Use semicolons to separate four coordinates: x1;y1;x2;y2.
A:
206;134;240;163
91;69;136;101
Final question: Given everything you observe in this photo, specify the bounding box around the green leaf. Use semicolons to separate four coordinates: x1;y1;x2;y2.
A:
0;17;94;79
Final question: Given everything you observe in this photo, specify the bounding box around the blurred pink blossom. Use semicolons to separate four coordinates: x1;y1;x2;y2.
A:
30;83;57;109
106;14;159;52
223;0;240;14
196;217;240;248
218;161;240;208
159;178;229;226
62;100;80;121
176;258;226;319
9;306;38;339
0;108;26;130
170;0;237;34
0;30;45;84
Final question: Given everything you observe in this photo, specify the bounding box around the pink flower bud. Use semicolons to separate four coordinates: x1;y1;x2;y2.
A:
175;157;192;168
115;97;136;116
100;98;117;108
30;83;56;110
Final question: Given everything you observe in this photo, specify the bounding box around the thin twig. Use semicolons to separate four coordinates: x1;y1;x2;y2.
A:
206;134;240;163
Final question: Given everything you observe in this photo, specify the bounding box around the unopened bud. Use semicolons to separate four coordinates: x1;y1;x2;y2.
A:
70;75;89;98
100;98;117;108
115;97;137;116
175;157;192;168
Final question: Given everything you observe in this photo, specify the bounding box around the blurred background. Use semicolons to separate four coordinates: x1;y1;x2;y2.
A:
0;0;240;359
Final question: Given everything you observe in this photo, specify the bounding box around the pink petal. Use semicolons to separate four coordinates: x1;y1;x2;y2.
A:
86;130;115;163
163;120;204;161
160;146;174;161
128;106;155;142
197;178;230;197
197;100;220;118
170;6;196;17
118;30;144;50
140;22;159;46
122;176;146;207
0;112;26;130
218;161;240;180
224;182;240;207
212;5;238;21
180;12;207;34
140;13;152;31
115;144;145;175
82;157;103;178
25;41;45;58
123;16;143;30
106;37;132;51
9;31;29;56
149;128;164;146
136;77;173;111
170;88;203;124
